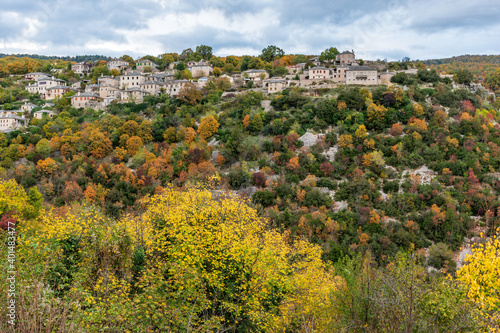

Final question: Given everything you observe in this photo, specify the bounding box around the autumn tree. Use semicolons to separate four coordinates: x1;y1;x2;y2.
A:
177;83;203;105
197;116;219;140
457;231;500;329
88;129;113;159
36;157;58;176
355;124;368;139
126;136;143;156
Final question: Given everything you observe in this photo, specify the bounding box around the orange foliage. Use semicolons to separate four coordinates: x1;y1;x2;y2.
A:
126;136;143;156
36;157;58;176
243;114;250;128
197;116;219;140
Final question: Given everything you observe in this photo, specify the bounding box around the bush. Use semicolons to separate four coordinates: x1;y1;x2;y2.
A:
316;178;337;190
252;190;274;207
303;189;332;207
383;180;399;193
428;242;456;271
227;167;251;189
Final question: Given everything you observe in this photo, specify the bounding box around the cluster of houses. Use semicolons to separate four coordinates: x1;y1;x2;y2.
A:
0;51;400;132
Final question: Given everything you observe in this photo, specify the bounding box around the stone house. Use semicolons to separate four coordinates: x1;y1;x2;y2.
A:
0;110;24;132
21;102;38;113
24;72;49;81
71;92;101;108
336;51;356;65
243;69;269;82
164;80;190;96
107;59;130;72
308;67;330;80
266;78;288;93
346;66;378;85
99;86;121;99
45;85;70;100
196;77;210;88
220;74;234;84
136;59;159;73
33;110;56;119
286;64;304;74
119;71;145;89
121;87;149;103
309;56;322;67
98;75;119;87
85;84;101;94
71;62;93;76
26;77;67;98
141;81;164;95
151;72;175;82
188;63;213;78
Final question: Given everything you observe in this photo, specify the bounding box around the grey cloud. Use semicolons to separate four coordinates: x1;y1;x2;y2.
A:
1;0;500;60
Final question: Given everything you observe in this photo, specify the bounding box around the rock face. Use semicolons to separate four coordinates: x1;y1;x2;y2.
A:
402;165;437;185
299;132;319;147
323;145;338;162
261;100;272;112
208;138;219;147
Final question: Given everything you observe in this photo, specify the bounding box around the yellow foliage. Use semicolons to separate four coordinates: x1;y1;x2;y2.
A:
355;124;368;139
457;231;500;329
367;103;387;122
338;134;353;149
197;116;219;140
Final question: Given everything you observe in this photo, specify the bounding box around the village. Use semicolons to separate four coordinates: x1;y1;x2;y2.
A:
0;50;414;132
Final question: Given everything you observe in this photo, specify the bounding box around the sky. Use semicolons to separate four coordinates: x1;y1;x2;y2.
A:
1;0;499;61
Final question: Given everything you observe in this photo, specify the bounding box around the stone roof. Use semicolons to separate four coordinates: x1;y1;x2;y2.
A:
125;87;148;93
309;66;329;70
346;66;377;71
121;71;143;76
34;110;55;114
46;85;70;90
72;92;101;98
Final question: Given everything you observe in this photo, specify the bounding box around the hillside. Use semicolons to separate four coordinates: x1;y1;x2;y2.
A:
0;60;499;331
420;54;500;81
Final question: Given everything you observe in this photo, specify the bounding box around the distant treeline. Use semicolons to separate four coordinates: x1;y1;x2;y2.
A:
421;54;500;65
0;53;112;62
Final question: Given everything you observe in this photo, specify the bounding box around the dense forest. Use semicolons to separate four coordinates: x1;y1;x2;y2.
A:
0;54;112;62
419;55;500;83
1;52;500;332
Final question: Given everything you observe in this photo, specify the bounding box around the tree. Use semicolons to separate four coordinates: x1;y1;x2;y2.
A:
195;45;213;60
35;138;51;158
355;124;368;139
179;48;194;61
454;69;474;85
212;67;221;77
175;61;186;71
177;83;203;105
260;45;285;63
318;47;339;62
457;231;500;329
36;157;58;176
126;136;143;156
120;55;135;67
197;116;219;140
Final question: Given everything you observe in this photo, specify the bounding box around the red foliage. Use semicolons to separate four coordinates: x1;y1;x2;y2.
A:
0;214;16;231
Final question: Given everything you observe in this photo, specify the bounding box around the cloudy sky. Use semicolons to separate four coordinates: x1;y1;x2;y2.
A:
1;0;499;61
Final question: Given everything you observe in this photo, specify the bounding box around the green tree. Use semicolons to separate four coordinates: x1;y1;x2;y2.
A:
260;45;285;63
195;45;213;60
454;69;474;85
318;47;339;62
